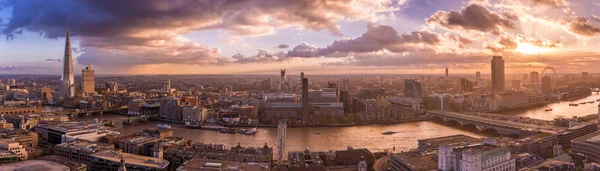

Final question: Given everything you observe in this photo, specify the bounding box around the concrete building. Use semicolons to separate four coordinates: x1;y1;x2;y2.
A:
53;140;113;166
302;78;309;117
491;56;505;94
82;64;95;96
541;76;552;94
530;72;539;83
572;131;600;163
89;150;169;171
460;78;474;93
438;144;515;171
426;93;450;111
0;150;18;164
128;99;145;116
511;80;521;90
476;71;481;80
160;98;183;122
176;158;268;171
230;105;259;119
0;138;28;160
404;79;422;99
183;106;207;124
40;155;87;171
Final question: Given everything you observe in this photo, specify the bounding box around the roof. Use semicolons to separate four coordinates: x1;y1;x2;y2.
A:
391;152;438;171
176;158;268;171
0;160;70;171
91;150;169;169
482;147;510;161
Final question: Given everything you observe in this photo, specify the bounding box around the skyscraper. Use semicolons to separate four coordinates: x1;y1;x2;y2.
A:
165;79;171;91
280;69;286;82
302;78;309;117
460;78;474;93
491;56;505;93
59;29;75;98
300;72;304;83
445;68;449;78
81;64;95;96
475;71;481;80
404;79;422;99
542;76;552;94
530;72;539;83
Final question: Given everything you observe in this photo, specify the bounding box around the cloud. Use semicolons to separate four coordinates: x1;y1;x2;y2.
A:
515;34;561;48
426;4;516;33
276;44;289;49
285;23;442;58
485;34;561;53
566;17;600;36
230;49;287;64
528;0;569;8
591;14;600;23
45;59;62;62
0;0;404;68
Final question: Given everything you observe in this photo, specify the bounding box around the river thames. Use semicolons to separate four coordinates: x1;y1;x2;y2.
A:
41;94;600;154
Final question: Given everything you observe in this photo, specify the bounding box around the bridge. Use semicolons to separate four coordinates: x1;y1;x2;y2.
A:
428;110;559;137
50;106;127;118
592;88;600;94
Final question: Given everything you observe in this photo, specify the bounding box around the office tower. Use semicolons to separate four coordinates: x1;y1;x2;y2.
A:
300;72;304;82
445;68;449;78
59;30;75;98
476;71;481;80
267;78;272;88
512;80;521;90
542;76;552;94
530;72;539;83
523;74;528;81
165;79;171;91
491;56;505;93
460;78;474;93
582;72;589;78
281;69;286;82
81;64;95;95
404;79;422;98
327;82;339;102
340;90;350;114
302;78;309;116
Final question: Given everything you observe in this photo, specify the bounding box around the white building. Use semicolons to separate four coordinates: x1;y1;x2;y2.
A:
0;138;28;160
439;144;515;171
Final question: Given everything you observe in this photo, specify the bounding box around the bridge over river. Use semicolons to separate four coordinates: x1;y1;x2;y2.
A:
428;110;562;137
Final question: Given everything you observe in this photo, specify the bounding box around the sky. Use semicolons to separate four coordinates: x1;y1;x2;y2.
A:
1;0;600;75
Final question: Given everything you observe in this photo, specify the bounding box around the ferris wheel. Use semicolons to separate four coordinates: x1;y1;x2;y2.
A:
541;67;558;86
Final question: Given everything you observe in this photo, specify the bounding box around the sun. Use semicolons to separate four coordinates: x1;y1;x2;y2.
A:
515;42;550;55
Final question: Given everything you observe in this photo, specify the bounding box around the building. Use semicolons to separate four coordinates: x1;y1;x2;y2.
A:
460;78;474;93
572;131;600;162
541;76;552;94
302;78;309;117
405;79;422;99
82;64;95;96
340;90;351;114
530;72;539;83
417;135;481;152
0;138;28;160
557;122;598;148
128;99;145;116
439;144;515;171
0;160;73;171
89;150;169;171
390;152;438;171
491;56;505;93
54;140;114;164
426;93;450;111
446;68;449;78
176;158;268;171
334;148;374;170
0;150;18;164
182;106;207;124
476;71;481;80
59;30;75;99
160;98;183;122
40;155;87;171
230;105;258;119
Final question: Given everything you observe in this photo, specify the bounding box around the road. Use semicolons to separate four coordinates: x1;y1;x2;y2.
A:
374;155;389;171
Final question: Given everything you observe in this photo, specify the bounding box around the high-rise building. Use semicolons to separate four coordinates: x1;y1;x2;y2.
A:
445;68;449;78
404;79;422;99
460;78;474;93
583;72;589;78
81;64;95;95
281;69;286;82
340;90;351;114
542;76;552;94
530;71;539;83
59;29;75;99
165;79;171;91
523;74;528;81
300;72;304;83
475;71;481;80
302;78;309;116
491;56;505;93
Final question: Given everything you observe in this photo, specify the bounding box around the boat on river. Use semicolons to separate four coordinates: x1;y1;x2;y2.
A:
219;128;237;134
240;128;257;135
382;131;397;135
156;124;171;129
545;109;553;112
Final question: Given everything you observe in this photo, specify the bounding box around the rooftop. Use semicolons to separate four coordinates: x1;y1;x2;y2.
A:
176;158;268;171
91;150;169;169
0;160;71;171
392;152;438;171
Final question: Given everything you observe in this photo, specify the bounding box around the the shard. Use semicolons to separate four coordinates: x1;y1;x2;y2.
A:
59;29;75;98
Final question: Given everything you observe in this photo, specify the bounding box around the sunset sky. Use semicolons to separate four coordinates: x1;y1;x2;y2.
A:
1;0;600;75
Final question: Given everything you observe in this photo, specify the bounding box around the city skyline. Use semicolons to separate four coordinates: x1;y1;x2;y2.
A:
1;0;600;75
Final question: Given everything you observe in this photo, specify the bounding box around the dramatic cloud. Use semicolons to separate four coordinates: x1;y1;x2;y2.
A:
446;34;474;48
0;0;403;68
426;4;516;33
515;35;562;48
276;44;290;49
591;14;600;23
566;17;600;36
